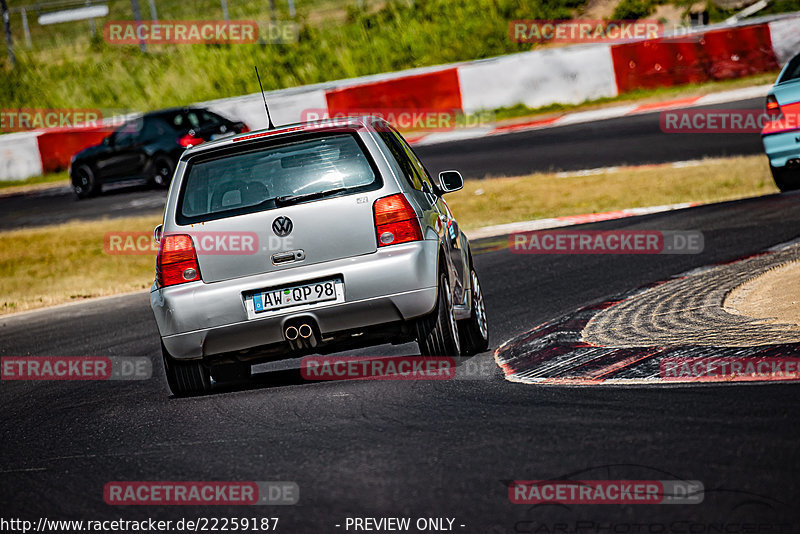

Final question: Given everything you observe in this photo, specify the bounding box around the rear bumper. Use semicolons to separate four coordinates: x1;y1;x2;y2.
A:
151;240;439;360
762;129;800;168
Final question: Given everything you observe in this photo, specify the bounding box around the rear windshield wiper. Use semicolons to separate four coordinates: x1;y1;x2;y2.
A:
275;187;348;207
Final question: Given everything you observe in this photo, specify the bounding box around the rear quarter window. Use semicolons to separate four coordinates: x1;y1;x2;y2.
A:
377;129;425;190
779;54;800;84
176;133;381;224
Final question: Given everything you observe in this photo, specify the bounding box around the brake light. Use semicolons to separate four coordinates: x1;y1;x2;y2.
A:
766;94;782;119
178;133;205;148
233;127;303;142
156;234;202;288
373;194;422;247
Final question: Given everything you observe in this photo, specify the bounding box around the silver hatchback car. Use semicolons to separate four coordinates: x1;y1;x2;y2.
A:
150;116;489;395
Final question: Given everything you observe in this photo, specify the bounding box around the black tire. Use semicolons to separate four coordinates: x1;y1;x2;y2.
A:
149;155;175;188
209;361;251;385
416;272;461;356
458;265;489;355
71;164;100;199
771;165;800;192
162;342;211;396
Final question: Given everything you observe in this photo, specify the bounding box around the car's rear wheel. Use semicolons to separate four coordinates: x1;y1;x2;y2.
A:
416;272;461;356
771;165;800;192
209;361;251;385
458;266;489;355
150;156;175;188
72;164;100;199
162;342;211;396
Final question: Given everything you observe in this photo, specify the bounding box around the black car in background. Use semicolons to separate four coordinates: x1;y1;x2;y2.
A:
69;107;249;199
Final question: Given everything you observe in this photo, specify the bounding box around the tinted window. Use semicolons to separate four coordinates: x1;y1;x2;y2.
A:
779;54;800;84
377;129;424;190
140;118;168;141
162;111;194;131
185;111;202;129
114;117;143;145
183;110;223;129
167;112;186;129
178;134;380;224
200;110;224;126
391;128;435;191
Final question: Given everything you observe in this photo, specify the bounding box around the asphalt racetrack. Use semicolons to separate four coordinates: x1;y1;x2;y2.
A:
2;187;800;530
0;97;766;231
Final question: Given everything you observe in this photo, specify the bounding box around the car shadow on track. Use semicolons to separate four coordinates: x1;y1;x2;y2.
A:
164;353;495;398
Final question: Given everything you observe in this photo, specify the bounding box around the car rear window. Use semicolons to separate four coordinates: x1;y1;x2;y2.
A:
177;133;380;224
779;55;800;84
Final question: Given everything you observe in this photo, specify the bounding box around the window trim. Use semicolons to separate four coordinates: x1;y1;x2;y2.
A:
778;55;800;85
376;128;425;191
174;132;383;225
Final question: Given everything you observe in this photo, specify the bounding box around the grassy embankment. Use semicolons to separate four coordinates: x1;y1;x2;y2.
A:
1;0;585;110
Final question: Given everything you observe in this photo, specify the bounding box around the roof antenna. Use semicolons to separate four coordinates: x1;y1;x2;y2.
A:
254;65;275;130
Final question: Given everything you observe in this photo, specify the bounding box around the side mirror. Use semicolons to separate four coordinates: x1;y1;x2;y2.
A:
438;170;463;194
153;224;163;244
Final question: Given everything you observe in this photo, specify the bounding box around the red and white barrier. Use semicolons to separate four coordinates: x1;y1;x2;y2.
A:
458;45;618;113
1;12;798;181
768;18;800;65
326;68;462;116
0;132;43;180
201;87;328;132
36;126;112;175
609;24;779;93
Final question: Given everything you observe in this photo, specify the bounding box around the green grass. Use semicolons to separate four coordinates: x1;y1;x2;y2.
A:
4;0;369;51
447;155;777;230
0;171;69;190
706;0;800;22
2;0;794;115
1;0;588;110
0;214;161;314
611;0;800;21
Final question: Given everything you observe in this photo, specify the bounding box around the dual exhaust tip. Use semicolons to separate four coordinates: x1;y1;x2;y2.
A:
285;323;313;341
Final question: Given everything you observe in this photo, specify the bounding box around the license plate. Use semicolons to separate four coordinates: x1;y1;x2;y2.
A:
247;279;344;317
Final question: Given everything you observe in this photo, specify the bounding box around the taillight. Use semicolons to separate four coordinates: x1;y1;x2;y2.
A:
156;234;201;288
239;124;251;133
766;94;782;119
373;194;423;247
178;133;205;148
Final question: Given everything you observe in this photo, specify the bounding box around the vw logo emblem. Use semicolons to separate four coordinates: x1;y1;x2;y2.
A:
272;216;293;237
